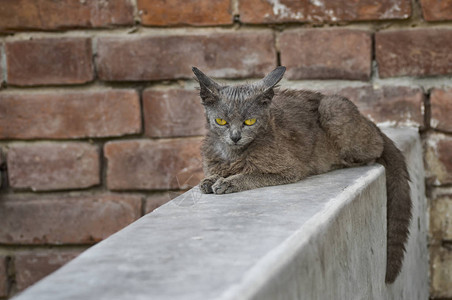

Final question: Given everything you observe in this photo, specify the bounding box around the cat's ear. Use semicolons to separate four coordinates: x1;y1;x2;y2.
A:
254;66;286;105
258;66;286;92
192;67;221;105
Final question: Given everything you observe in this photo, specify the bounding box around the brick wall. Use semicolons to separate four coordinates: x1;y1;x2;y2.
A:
0;0;451;298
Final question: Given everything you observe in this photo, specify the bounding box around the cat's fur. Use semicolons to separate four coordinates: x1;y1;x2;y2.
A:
193;66;411;284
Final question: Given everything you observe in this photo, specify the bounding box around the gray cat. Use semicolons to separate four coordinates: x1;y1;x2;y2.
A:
192;66;411;284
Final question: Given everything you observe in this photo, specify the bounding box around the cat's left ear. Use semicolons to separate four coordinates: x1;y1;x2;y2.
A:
254;66;285;105
257;66;286;92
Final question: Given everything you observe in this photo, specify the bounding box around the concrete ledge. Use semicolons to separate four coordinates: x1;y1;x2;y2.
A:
13;128;428;300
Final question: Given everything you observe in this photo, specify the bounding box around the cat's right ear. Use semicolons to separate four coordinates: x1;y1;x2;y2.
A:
192;67;220;105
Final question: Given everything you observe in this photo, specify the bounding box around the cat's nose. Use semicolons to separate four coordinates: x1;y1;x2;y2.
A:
230;133;241;143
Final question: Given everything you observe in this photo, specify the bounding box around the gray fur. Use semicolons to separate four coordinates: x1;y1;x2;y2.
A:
193;66;412;284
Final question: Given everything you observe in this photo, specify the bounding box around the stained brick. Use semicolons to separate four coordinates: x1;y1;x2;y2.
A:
279;29;372;80
0;148;4;190
145;194;171;214
375;29;452;78
430;193;452;241
430;246;452;298
0;90;141;139
0;256;7;297
239;0;411;24
0;0;134;31
6;38;93;86
15;250;83;291
105;138;204;190
96;32;276;81
424;133;452;186
0;194;142;244
420;0;452;21
0;44;4;85
329;85;425;127
7;143;100;191
138;0;232;26
431;88;452;133
143;89;206;138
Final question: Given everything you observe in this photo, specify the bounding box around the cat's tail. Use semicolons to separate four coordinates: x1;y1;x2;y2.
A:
376;132;412;284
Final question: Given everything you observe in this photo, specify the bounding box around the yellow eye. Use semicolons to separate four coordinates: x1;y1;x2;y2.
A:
244;118;256;126
215;118;227;126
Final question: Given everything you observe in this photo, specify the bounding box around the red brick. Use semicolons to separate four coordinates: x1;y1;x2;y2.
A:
105;138;204;190
425;133;452;186
0;90;141;139
431;88;452;133
138;0;232;26
143;89;206;138
420;0;452;21
15;249;83;291
0;256;7;297
6;38;93;86
327;85;425;127
7;143;100;191
145;194;171;214
96;32;276;81
0;0;134;31
375;29;452;78
239;0;411;23
145;178;203;210
0;194;142;244
279;29;371;80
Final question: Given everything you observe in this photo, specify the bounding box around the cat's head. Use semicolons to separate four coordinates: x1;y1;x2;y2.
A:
193;66;285;149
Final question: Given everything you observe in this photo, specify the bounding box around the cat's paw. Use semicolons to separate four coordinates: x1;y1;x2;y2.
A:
212;177;238;194
199;175;221;194
341;157;366;167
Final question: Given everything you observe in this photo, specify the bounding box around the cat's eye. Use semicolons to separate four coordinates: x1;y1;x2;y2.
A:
244;118;257;126
215;118;227;126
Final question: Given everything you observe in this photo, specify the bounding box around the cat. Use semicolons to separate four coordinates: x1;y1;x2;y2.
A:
192;66;411;284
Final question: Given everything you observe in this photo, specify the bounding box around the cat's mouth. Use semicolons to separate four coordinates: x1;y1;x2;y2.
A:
230;143;243;148
226;139;250;149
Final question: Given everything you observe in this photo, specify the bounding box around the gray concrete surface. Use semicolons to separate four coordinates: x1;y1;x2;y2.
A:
381;128;429;300
13;128;428;300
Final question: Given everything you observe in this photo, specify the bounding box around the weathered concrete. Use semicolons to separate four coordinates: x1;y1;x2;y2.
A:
381;128;429;299
13;128;428;300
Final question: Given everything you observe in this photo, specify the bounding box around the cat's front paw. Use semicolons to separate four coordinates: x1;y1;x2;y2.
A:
199;175;221;194
211;177;239;194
